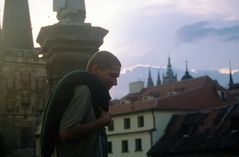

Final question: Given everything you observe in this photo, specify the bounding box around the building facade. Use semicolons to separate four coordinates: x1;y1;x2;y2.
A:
107;106;173;157
0;48;49;156
108;76;236;157
0;0;49;156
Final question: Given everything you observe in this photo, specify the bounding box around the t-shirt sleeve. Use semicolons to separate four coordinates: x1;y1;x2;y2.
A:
59;85;91;132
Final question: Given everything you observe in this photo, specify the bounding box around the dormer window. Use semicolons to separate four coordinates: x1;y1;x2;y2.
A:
142;96;154;101
120;99;131;104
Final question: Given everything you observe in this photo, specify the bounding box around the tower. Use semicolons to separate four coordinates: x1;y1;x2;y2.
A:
147;68;154;87
0;1;48;155
156;70;161;86
181;60;193;81
229;61;234;88
2;0;33;49
163;56;177;84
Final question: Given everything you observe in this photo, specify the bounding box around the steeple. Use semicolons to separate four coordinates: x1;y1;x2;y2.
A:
163;56;177;84
165;56;175;77
181;60;193;80
147;68;154;88
167;56;172;71
156;70;161;86
229;61;234;88
2;0;33;49
186;60;189;72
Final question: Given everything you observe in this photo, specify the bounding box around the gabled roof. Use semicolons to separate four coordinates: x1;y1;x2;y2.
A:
110;76;235;115
110;99;155;116
121;76;223;102
147;103;239;156
155;86;233;111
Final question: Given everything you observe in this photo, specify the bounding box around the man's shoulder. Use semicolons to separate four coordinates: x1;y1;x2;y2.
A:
74;85;91;95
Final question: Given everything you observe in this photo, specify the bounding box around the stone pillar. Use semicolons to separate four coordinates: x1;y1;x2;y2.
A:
36;24;108;90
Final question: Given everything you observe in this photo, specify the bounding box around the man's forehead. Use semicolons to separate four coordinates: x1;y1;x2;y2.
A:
109;65;121;75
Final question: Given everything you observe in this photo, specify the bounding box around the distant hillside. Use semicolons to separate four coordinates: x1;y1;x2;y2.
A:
110;66;239;99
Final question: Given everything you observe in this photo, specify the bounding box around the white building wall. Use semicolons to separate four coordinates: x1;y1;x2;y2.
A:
107;109;183;157
107;111;154;157
152;111;173;145
108;132;151;157
107;111;154;135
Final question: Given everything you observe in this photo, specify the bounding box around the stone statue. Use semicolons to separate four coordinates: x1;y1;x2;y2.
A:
53;0;86;25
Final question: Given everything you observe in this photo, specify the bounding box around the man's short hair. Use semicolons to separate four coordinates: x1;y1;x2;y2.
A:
87;51;121;71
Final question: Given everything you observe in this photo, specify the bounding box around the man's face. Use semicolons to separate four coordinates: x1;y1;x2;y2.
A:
94;64;121;90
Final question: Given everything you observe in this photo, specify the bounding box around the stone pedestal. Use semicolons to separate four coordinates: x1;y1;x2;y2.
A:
36;24;108;90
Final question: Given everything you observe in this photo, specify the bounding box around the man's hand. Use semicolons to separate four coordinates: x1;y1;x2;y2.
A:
98;108;112;126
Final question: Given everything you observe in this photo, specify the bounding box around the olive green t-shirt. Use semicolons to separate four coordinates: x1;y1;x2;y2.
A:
57;85;102;157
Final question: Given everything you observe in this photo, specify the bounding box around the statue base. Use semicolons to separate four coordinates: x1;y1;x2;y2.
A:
36;23;108;89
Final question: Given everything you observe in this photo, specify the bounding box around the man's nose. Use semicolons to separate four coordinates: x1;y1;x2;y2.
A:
113;79;117;86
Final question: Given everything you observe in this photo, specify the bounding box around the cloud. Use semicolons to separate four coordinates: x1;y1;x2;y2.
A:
177;21;239;43
176;21;213;42
121;64;161;74
216;25;239;42
218;68;239;74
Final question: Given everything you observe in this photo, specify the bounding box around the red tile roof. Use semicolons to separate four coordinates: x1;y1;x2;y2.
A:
122;76;223;101
148;103;239;156
155;87;230;111
110;76;235;115
110;99;155;115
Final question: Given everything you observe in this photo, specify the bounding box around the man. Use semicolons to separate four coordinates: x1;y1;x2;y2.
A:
54;51;121;157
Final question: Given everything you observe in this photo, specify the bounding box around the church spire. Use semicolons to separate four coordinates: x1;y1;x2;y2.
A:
229;61;234;88
2;0;33;49
186;60;189;72
163;55;177;84
147;68;154;88
156;70;161;86
181;60;193;80
167;56;172;69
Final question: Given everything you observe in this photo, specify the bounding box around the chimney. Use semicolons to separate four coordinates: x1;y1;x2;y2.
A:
129;81;144;94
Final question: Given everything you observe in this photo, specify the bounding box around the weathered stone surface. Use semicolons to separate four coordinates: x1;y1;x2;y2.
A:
37;24;108;89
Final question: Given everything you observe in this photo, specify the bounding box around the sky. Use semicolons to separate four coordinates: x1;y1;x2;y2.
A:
2;0;238;73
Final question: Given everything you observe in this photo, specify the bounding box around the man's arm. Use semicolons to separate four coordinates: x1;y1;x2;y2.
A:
59;111;111;141
58;85;111;141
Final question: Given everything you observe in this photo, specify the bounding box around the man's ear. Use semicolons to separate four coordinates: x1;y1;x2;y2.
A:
91;64;100;75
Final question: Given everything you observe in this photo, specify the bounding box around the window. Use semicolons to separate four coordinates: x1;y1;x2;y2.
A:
137;116;144;127
124;118;130;129
135;138;142;151
108;141;112;153
122;140;128;152
108;120;114;131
